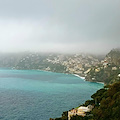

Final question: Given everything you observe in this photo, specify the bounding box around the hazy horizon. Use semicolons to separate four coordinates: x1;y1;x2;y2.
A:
0;0;120;54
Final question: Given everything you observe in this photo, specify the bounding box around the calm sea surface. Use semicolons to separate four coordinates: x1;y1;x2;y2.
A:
0;68;103;120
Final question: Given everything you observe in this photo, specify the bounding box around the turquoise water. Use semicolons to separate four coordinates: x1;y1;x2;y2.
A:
0;69;103;120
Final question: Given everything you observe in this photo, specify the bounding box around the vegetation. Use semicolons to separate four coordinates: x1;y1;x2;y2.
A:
86;48;120;84
52;81;120;120
0;49;120;120
92;81;120;120
107;48;120;66
86;64;120;84
50;111;68;120
71;115;92;120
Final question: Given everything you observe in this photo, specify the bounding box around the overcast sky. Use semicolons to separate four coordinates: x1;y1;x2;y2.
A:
0;0;120;54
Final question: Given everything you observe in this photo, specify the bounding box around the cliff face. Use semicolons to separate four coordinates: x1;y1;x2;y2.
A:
106;48;120;66
85;48;120;84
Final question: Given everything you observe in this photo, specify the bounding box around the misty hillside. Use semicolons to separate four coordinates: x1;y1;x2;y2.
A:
106;48;120;66
0;49;120;85
0;52;100;75
86;48;120;84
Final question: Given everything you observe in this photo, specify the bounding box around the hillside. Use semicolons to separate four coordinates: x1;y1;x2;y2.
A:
0;49;120;85
106;48;120;66
50;49;120;120
0;50;120;120
0;52;100;76
85;48;120;84
51;81;120;120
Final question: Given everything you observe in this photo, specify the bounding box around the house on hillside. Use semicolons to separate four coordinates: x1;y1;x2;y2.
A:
112;67;117;70
68;105;94;120
118;74;120;77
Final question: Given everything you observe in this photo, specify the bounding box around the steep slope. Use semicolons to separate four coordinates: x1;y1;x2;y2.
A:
52;81;120;120
85;48;120;84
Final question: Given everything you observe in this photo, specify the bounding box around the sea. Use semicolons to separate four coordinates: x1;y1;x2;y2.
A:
0;68;103;120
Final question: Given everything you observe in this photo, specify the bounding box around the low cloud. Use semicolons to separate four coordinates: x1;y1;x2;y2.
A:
0;0;120;54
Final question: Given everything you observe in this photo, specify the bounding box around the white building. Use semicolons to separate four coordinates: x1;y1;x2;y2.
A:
68;105;94;120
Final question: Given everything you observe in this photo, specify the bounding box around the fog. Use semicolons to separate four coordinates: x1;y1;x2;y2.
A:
0;0;120;54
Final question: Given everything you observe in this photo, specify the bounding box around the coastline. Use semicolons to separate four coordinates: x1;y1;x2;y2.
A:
96;82;104;85
73;74;105;85
8;68;104;120
51;73;104;120
73;74;86;81
13;68;105;85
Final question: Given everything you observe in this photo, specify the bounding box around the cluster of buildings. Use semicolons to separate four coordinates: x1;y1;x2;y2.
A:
46;54;100;76
95;58;120;72
68;105;94;120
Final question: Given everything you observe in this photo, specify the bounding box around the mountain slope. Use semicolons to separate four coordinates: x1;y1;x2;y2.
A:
85;48;120;84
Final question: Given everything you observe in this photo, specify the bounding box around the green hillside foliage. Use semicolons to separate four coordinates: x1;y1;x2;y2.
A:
71;115;93;120
53;81;120;120
92;81;120;120
86;65;120;84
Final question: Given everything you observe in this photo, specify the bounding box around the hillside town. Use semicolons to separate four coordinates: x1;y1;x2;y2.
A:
50;48;120;120
0;52;100;77
0;49;120;85
45;54;100;76
0;49;120;120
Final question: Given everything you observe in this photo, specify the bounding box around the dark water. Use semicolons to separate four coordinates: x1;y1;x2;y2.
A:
0;69;103;120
